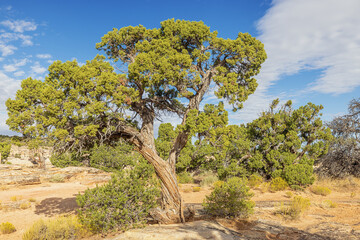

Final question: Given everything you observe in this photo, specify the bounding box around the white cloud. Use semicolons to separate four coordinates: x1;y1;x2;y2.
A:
1;20;37;33
236;0;360;122
36;53;52;59
31;62;47;75
0;43;17;56
13;71;24;77
3;58;28;72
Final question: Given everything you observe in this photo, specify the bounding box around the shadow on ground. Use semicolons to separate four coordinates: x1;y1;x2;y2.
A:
35;197;79;216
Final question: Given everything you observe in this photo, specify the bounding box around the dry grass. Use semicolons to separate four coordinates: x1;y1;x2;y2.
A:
20;202;31;210
192;187;201;192
10;195;23;202
310;186;331;196
314;176;360;193
275;196;310;220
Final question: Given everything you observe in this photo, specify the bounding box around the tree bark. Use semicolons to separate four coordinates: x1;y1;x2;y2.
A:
119;124;185;223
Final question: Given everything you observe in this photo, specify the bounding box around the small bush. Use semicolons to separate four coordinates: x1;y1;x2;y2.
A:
350;192;356;198
275;196;310;220
270;177;288;192
10;195;22;202
20;202;31;210
311;186;331;196
77;161;159;233
212;180;224;189
192;187;201;192
0;222;16;234
283;164;315;186
177;171;193;184
22;216;87;240
203;177;254;218
14;153;21;159
290;185;305;191
199;172;218;187
285;191;294;198
50;152;83;168
248;174;263;188
49;174;65;183
322;200;337;208
259;182;271;193
29;198;36;203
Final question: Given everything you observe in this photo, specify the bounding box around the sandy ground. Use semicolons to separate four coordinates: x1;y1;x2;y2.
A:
0;179;359;239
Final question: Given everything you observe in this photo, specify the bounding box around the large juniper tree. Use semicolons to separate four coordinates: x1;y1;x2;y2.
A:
6;19;266;222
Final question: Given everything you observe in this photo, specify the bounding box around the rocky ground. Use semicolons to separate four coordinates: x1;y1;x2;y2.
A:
0;165;359;240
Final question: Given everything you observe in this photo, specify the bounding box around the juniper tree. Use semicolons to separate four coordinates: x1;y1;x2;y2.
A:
6;19;266;222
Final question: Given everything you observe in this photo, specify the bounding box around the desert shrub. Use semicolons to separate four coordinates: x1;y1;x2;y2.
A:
285;191;294;198
0;222;16;234
270;177;288;192
259;182;271;193
322;200;337;208
76;161;160;233
248;174;263;188
50;152;83;168
177;171;193;184
203;177;254;218
283;164;315;186
14;153;21;159
275;196;310;220
20;202;31;210
310;186;331;196
49;174;65;183
192;187;201;192
22;216;88;240
89;142;137;171
10;195;22;202
199;171;218;187
217;162;248;180
29;198;36;203
0;141;11;163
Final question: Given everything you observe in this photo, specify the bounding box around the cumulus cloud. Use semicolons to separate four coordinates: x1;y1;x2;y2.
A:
36;53;52;59
235;0;360;122
3;58;28;72
30;62;47;75
1;20;37;33
0;43;17;56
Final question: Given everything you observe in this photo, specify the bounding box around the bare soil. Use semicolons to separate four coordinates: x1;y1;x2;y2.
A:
0;170;359;239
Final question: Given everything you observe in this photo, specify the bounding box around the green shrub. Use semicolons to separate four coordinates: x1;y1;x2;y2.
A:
203;177;254;218
310;186;331;196
0;222;16;234
50;152;83;168
270;177;288;192
177;171;193;184
20;202;31;210
275;196;310;220
0;141;11;163
283;164;315;186
22;216;88;240
89;142;138;171
285;191;294;198
192;187;201;192
248;174;263;188
217;162;248;180
76;161;160;233
14;153;21;159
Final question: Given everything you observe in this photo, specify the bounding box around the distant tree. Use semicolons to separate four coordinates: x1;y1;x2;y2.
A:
316;98;360;178
6;19;266;222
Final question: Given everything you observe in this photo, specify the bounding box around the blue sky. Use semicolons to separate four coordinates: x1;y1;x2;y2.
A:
0;0;359;135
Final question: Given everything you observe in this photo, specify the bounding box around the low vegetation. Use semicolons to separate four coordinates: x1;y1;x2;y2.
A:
275;196;310;220
0;222;16;234
270;177;288;192
203;177;254;218
76;161;159;233
311;186;331;196
22;216;88;240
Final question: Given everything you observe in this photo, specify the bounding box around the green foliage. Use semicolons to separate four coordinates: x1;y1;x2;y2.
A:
203;177;254;218
50;152;83;168
0;141;11;163
177;171;193;184
310;186;331;196
76;161;160;233
22;216;88;240
0;222;16;234
283;163;315;186
270;177;288;192
248;174;263;188
89;141;139;171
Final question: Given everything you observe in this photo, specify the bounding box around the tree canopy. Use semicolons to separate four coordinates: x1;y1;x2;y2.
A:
6;19;266;222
